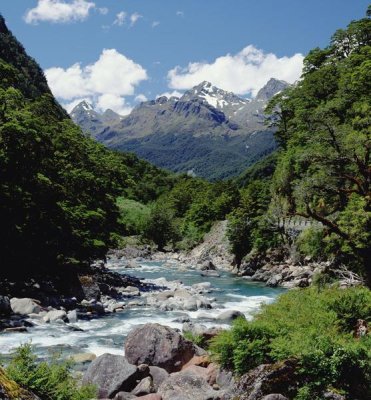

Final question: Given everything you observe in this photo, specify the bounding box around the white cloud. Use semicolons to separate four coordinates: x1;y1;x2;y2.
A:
167;45;303;97
130;12;142;26
96;93;132;115
98;7;108;15
176;11;184;17
45;48;148;114
114;11;126;26
152;21;160;28
135;94;148;103
157;90;183;99
24;0;95;24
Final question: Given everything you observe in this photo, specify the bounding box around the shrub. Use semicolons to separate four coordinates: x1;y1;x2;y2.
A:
5;344;96;400
210;287;371;399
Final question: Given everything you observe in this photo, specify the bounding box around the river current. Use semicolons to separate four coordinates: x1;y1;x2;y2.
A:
0;260;285;360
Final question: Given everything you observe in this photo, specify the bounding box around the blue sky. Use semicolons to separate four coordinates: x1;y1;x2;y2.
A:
1;0;369;114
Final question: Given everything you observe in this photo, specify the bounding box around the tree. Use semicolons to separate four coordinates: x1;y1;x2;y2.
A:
269;10;371;285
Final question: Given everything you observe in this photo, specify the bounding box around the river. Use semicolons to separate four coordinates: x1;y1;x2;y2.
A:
0;259;285;360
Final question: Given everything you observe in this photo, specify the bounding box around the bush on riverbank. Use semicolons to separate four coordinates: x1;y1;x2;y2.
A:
210;286;371;399
4;344;96;400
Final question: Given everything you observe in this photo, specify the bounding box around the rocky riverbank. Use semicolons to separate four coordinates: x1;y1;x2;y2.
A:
0;264;162;333
76;322;340;400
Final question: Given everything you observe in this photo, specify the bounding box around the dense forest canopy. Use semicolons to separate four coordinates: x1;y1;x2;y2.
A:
0;15;174;278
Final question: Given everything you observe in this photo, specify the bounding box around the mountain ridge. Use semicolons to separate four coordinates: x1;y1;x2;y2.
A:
71;78;289;180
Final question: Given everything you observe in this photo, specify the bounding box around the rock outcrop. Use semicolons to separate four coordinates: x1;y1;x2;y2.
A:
124;323;196;373
82;354;148;398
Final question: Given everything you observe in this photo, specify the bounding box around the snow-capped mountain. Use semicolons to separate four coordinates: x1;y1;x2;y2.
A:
181;81;250;119
70;78;289;179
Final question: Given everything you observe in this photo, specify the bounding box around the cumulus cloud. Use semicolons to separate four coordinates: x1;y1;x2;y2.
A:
24;0;95;24
130;12;142;26
114;11;126;26
167;45;304;97
135;94;148;103
157;90;183;99
96;94;133;115
45;49;148;114
152;21;160;28
98;7;108;15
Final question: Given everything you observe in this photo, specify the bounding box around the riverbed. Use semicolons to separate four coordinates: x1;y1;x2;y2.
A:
0;260;285;359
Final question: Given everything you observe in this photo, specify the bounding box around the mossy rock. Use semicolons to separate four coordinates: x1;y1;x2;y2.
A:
0;367;39;399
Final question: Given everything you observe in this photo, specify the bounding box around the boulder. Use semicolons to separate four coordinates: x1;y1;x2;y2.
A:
217;310;245;321
124;323;196;373
71;353;96;364
200;261;216;271
233;359;298;400
79;275;101;301
0;367;40;399
137;395;162;400
149;366;169;391
82;353;147;398
67;309;78;323
158;369;221;400
261;395;288;400
114;392;136;400
43;310;67;323
0;296;11;316
132;377;153;396
10;298;41;315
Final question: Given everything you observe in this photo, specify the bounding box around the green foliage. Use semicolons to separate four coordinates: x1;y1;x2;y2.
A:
296;227;326;259
5;344;96;400
227;180;275;264
210;287;371;399
183;331;207;348
268;10;371;283
117;197;151;235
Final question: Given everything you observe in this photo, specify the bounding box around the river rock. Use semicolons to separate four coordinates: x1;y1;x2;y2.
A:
10;298;41;315
233;359;298;400
124;323;196;373
132;376;153;396
217;310;245;321
200;260;216;271
67;309;78;323
136;395;162;400
71;353;96;364
43;309;67;323
158;369;221;400
114;392;136;400
182;322;222;342
82;353;147;398
149;366;169;391
261;395;288;400
0;296;11;316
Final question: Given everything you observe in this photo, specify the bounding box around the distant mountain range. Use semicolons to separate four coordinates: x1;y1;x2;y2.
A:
71;78;289;180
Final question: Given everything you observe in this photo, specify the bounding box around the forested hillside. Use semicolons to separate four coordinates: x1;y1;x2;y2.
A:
0;15;174;279
129;10;371;286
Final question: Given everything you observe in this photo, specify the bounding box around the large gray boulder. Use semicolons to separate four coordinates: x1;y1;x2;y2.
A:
0;296;11;316
82;353;147;398
43;310;67;323
233;359;298;400
10;298;41;315
124;323;196;373
149;366;169;391
158;369;221;400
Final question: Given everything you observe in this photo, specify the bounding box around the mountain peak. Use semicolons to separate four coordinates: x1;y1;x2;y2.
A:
255;78;289;101
182;81;249;115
